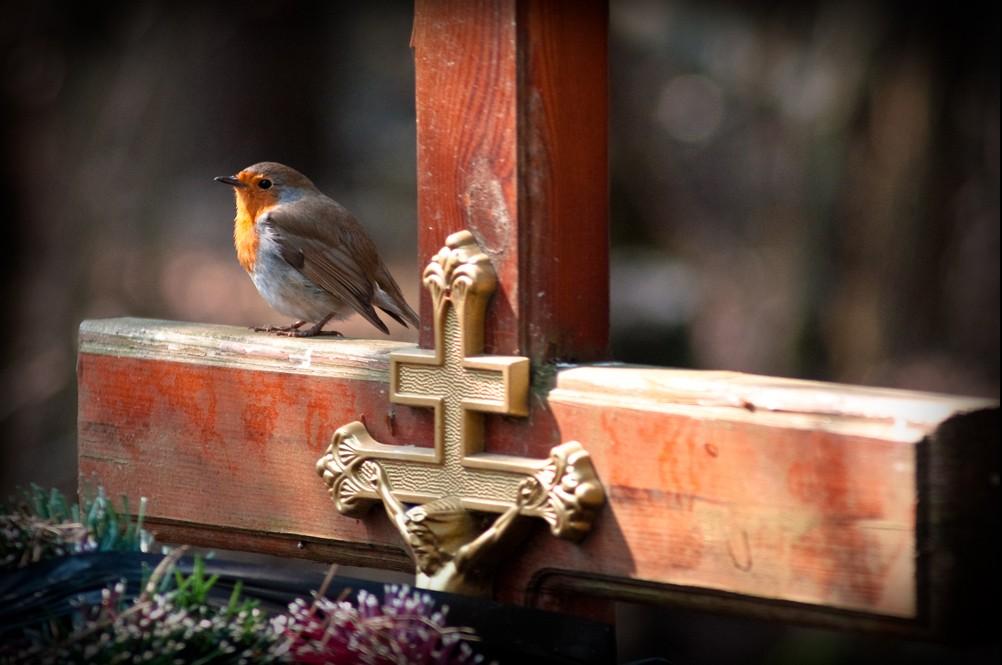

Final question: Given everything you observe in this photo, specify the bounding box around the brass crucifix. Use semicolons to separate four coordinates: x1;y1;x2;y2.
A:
317;231;604;595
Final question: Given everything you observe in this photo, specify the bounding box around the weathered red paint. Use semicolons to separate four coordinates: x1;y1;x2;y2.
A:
413;0;609;363
491;398;917;618
79;351;920;620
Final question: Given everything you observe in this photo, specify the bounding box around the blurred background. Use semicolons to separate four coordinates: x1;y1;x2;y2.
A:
0;1;998;661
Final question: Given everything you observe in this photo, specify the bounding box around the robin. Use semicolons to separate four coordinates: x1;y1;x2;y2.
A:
215;162;419;337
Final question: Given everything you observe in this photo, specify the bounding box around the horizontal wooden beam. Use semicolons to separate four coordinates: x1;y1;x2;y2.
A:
78;319;998;635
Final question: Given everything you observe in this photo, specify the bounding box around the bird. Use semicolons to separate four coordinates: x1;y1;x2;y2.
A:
215;162;419;337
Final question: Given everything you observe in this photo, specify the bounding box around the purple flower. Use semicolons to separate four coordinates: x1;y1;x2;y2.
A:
274;585;488;665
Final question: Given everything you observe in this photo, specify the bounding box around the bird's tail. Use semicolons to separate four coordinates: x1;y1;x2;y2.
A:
373;272;420;329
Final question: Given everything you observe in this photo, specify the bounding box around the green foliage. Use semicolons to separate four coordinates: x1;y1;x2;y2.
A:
3;554;286;665
1;486;488;664
0;484;150;570
172;555;221;608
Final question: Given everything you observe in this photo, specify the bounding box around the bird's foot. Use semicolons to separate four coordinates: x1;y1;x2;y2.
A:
253;320;306;333
273;314;339;338
278;329;344;338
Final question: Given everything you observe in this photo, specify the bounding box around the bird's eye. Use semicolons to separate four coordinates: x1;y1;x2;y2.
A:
258;179;272;189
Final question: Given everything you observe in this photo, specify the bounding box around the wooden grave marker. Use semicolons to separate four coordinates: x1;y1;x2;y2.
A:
78;0;998;639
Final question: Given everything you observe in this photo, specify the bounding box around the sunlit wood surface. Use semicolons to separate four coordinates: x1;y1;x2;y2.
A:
78;318;997;633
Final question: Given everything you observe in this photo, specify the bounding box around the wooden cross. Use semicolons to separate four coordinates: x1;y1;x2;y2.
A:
77;0;998;639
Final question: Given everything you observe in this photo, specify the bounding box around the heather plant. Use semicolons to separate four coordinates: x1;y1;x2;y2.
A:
0;484;151;570
3;552;286;665
273;584;488;664
5;566;489;664
1;486;490;664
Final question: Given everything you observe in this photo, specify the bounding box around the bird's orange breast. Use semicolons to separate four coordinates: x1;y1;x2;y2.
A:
233;210;259;273
232;189;278;273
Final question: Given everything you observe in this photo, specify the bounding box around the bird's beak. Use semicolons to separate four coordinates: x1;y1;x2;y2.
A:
214;175;246;188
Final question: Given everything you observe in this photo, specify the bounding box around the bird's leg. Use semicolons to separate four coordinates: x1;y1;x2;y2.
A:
254;320;307;333
281;313;341;338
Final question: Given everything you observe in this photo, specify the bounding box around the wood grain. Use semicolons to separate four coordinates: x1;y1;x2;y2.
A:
412;0;608;364
77;319;998;634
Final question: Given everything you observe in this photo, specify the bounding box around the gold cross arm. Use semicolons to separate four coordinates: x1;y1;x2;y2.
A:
390;336;529;467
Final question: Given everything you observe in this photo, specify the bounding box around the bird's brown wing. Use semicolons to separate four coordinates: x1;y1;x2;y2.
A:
262;202;390;334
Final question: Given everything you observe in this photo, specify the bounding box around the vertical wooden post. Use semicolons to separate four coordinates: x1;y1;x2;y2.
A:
413;0;608;365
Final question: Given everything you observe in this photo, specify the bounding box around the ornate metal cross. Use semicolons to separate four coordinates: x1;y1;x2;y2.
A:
316;231;604;593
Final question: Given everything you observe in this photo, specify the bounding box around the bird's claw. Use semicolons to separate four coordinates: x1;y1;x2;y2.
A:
252;318;342;338
253;321;308;334
273;329;344;338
